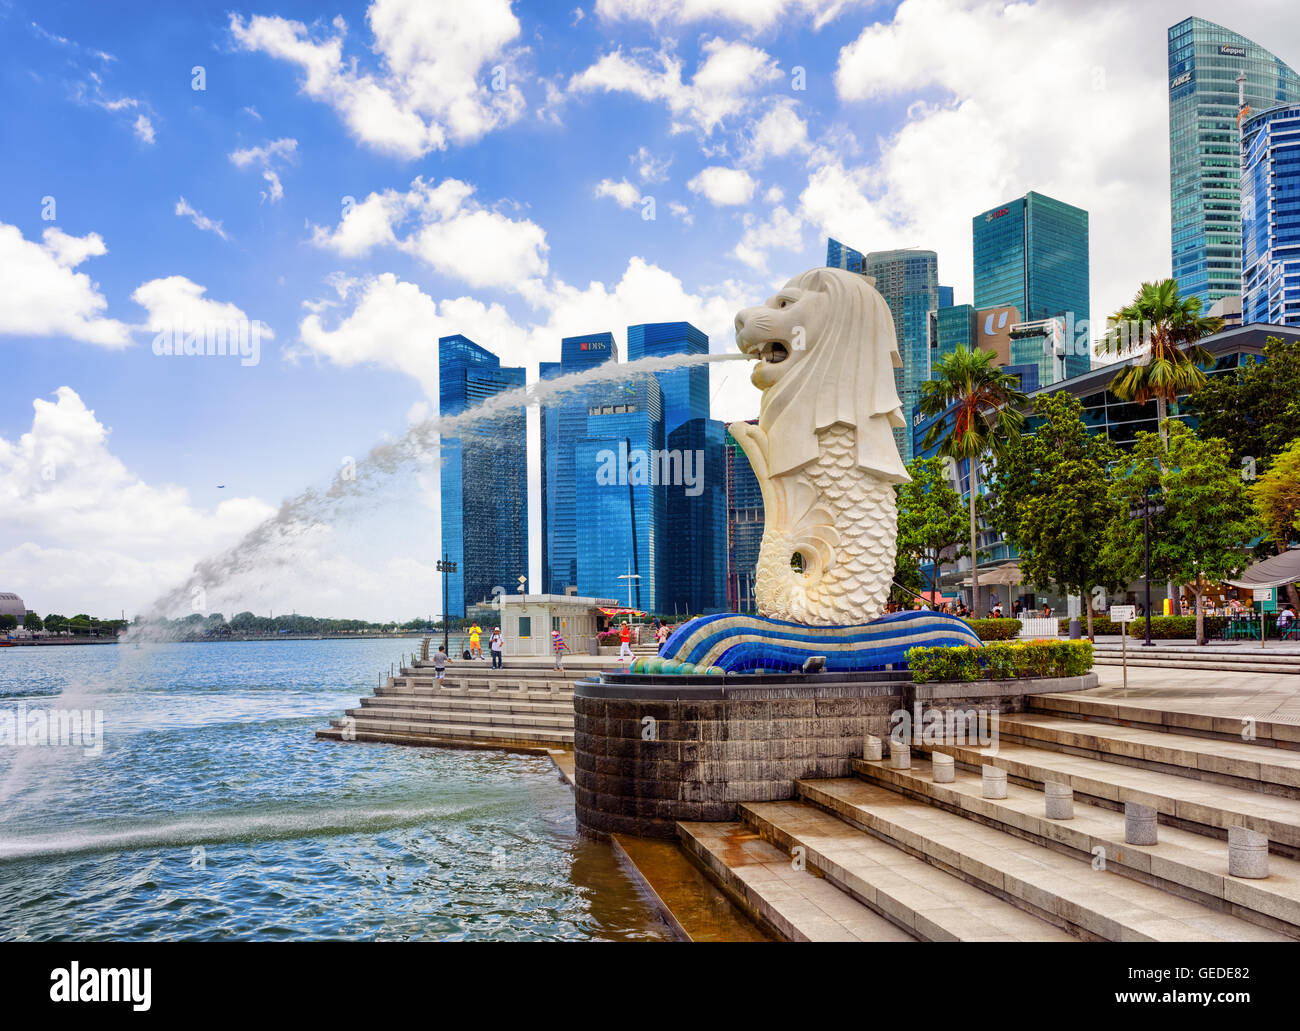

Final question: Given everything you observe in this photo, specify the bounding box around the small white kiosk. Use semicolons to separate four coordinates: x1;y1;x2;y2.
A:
497;594;618;657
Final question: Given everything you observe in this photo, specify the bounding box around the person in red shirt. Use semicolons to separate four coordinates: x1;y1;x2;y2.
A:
618;622;634;664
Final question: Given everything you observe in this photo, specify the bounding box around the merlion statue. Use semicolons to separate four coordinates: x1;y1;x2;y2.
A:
729;267;910;625
641;267;981;676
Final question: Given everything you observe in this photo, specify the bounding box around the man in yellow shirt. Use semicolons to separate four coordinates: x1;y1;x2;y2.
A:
468;624;483;659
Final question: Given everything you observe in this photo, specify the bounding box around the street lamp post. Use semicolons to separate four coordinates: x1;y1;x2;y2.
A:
1129;485;1164;648
436;554;457;653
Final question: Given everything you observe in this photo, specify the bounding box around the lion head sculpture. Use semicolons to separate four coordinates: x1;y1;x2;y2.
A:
734;266;910;483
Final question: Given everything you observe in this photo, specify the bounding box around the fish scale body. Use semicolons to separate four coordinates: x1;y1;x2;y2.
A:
755;425;898;625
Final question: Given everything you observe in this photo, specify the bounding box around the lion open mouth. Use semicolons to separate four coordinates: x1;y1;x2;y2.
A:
759;341;790;364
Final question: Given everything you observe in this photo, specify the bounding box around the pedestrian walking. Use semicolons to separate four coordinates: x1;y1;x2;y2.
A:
434;644;451;683
468;623;483;659
489;627;504;668
618;622;634;664
551;629;568;671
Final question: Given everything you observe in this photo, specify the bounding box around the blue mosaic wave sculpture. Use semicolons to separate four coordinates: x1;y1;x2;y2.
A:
635;610;982;675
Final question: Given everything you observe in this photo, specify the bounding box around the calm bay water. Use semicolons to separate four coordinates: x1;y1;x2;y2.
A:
0;639;671;941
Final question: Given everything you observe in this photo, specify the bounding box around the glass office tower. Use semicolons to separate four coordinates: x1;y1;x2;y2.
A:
725;422;764;614
572;378;665;610
438;335;527;618
1168;17;1300;308
826;237;866;273
626;321;709;436
539;332;618;595
1241;103;1300;326
662;418;727;616
863;248;940;463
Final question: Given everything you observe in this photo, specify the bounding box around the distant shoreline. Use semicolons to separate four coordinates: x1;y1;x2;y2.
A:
3;632;434;648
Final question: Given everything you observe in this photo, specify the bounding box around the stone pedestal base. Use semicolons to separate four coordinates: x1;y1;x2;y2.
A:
890;742;911;770
931;753;955;783
1228;827;1269;879
1044;781;1073;820
981;765;1007;799
1125;802;1158;845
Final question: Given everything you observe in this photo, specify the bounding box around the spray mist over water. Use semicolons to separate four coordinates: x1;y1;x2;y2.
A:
136;351;751;630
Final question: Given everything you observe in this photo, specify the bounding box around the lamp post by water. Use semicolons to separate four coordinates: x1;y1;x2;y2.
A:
617;561;641;611
436;554;457;653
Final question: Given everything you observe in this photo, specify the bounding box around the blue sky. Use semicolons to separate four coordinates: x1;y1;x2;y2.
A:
1;0;1295;620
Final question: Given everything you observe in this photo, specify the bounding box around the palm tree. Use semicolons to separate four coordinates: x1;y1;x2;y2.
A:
1099;279;1223;451
919;346;1028;615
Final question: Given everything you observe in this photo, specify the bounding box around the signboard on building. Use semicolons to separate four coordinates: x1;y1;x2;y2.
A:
1219;44;1246;56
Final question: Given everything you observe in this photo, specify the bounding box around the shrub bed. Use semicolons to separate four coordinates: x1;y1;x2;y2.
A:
1126;616;1229;639
1057;616;1124;636
906;640;1094;683
963;618;1021;641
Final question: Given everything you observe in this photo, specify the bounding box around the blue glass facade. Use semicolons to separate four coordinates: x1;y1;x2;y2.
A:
972;191;1089;381
572;378;665;610
626;321;709;436
438;335;527;618
1168;17;1300;308
826;237;865;273
863;248;940;463
1241;103;1300;326
540;332;618;595
725;422;764;614
662;418;727;616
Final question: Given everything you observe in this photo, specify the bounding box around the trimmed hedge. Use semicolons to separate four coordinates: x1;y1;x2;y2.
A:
906;640;1094;684
1057;616;1124;635
1126;616;1230;639
963;618;1021;641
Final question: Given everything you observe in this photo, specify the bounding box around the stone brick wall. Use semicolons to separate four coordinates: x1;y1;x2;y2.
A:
573;672;1098;838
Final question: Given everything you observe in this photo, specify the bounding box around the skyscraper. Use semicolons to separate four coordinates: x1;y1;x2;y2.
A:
725;423;764;614
864;248;940;463
662;418;727;616
826;237;865;273
1241;102;1300;326
438;335;527;618
1168;17;1300;308
626;321;709;436
540;332;618;595
572;377;665;610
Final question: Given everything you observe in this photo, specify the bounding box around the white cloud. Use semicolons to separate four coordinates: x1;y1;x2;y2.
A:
228;0;526;159
229;137;297;203
174;197;229;241
0;223;130;348
0;387;275;615
733;205;805;271
595;0;861;31
132;114;155;144
595;178;643;209
568;37;782;136
308;177;549;292
668;201;694;224
687;165;756;206
741;98;809;165
130;276;274;339
633;145;671;183
764;185;785;204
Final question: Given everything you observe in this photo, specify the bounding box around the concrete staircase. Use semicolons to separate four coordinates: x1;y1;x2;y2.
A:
680;698;1300;942
1090;643;1300;675
316;662;581;750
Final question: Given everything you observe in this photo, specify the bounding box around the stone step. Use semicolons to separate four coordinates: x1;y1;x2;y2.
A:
736;801;1075;941
852;756;1300;936
1031;693;1300;750
385;683;574;699
344;705;573;730
676;821;917;942
328;715;573;745
315;725;565;751
1091;655;1300;674
792;778;1291;941
927;739;1300;853
996;713;1300;796
360;695;574;717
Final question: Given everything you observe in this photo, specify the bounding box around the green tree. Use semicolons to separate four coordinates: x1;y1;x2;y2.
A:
991;393;1119;639
919;345;1027;612
1097;279;1222;452
23;612;42;632
0;615;17;633
1188;336;1300;472
1105;423;1262;644
43;613;65;633
1251;438;1300;611
895;456;968;600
